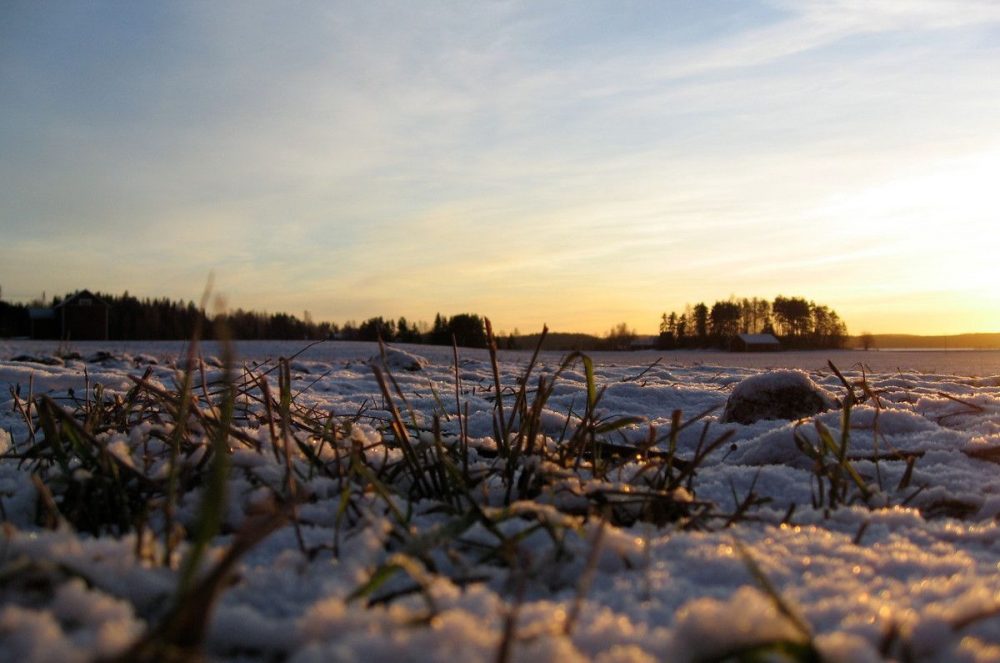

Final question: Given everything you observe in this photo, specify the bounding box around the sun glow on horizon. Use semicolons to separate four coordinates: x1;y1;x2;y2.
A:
2;2;1000;338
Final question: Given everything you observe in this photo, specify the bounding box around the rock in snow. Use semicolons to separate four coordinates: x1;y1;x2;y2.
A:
369;346;429;372
721;369;837;424
10;354;63;366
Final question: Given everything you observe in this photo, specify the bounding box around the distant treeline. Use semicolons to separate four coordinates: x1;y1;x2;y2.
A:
0;291;497;347
0;300;32;338
2;290;848;351
0;292;332;341
656;296;848;350
335;313;491;348
851;333;1000;350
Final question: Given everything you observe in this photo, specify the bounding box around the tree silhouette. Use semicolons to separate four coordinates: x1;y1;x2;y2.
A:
604;322;636;350
659;294;847;350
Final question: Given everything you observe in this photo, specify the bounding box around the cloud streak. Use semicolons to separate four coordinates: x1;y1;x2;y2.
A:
2;1;999;333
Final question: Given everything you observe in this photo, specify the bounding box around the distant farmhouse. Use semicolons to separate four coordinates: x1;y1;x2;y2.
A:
732;333;782;352
29;290;109;340
630;335;658;351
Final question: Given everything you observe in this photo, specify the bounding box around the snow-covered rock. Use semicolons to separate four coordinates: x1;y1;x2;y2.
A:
721;369;837;424
10;354;63;366
369;347;429;372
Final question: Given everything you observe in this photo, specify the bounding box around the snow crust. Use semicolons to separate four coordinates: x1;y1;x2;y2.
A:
1;341;999;662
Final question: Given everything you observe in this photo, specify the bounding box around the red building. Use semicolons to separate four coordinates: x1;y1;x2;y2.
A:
57;290;109;340
30;290;110;340
732;333;782;352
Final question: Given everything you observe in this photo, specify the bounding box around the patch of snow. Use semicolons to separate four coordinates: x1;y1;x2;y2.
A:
0;341;999;661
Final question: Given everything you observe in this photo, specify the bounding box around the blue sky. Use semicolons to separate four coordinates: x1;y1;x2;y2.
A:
2;1;999;335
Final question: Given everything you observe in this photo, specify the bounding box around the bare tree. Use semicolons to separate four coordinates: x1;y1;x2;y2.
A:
605;322;636;351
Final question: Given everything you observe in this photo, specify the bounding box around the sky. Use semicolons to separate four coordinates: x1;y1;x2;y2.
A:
2;1;999;336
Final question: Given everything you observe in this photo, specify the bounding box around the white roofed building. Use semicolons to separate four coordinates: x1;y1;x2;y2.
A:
732;333;781;352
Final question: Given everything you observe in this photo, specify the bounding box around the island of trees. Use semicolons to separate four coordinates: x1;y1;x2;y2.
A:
654;296;847;350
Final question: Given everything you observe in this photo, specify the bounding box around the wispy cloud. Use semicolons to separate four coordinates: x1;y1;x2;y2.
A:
2;1;999;333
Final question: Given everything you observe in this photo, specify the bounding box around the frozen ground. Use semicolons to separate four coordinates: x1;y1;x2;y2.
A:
4;340;1000;376
1;340;999;662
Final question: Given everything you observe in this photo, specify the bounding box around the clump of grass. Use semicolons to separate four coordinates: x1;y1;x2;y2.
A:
2;323;310;659
10;334;265;542
792;361;988;518
329;325;760;610
2;321;788;660
794;362;874;512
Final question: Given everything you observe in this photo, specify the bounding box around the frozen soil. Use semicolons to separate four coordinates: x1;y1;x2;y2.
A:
1;340;999;662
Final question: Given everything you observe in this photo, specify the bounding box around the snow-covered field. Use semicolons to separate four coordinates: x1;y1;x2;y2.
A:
1;340;999;662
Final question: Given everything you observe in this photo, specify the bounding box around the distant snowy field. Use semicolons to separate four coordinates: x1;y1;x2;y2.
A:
1;340;999;662
5;340;1000;376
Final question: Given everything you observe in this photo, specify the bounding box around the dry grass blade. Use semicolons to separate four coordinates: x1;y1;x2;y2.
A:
622;357;663;383
563;514;607;635
372;364;435;499
733;538;815;646
495;565;526;663
176;333;236;597
936;391;986;413
503;324;548;436
484;319;509;455
30;474;63;530
106;509;287;663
